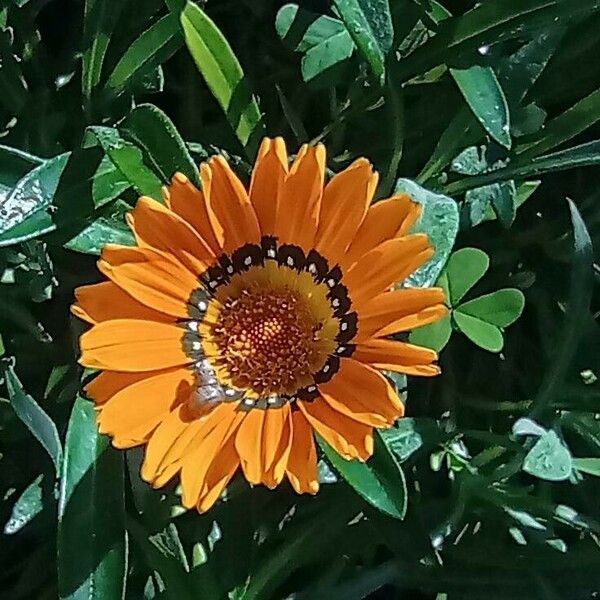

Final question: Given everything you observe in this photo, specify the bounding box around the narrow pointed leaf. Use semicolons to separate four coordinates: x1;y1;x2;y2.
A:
531;199;593;418
4;474;44;535
4;364;62;474
180;2;265;154
318;431;407;519
121;103;200;187
57;396;127;600
86;126;163;199
451;65;511;149
332;0;392;81
106;14;182;92
573;458;600;477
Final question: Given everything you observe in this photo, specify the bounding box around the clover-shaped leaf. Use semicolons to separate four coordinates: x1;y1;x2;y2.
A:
453;310;504;352
446;247;489;305
409;247;525;353
457;289;525;327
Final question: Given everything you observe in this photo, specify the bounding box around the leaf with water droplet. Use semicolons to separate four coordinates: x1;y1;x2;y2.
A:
4;474;44;535
332;0;393;81
450;65;511;149
523;430;573;481
395;178;459;288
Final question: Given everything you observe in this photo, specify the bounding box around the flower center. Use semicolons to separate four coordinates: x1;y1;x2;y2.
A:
210;285;326;396
188;239;359;408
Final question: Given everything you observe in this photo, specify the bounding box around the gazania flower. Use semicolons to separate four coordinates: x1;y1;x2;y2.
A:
72;138;447;512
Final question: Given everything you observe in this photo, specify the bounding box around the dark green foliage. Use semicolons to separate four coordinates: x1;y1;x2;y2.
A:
0;1;600;598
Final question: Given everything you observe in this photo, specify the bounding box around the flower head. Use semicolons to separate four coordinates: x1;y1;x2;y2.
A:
73;138;447;512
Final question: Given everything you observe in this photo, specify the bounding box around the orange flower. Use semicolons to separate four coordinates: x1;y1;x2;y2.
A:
73;138;447;512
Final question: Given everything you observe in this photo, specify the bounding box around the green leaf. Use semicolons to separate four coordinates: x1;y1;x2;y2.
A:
458;289;525;327
505;507;547;531
453;310;504;352
58;396;126;600
106;13;182;91
523;430;573;481
4;364;62;474
121;103;201;187
332;0;393;81
64;199;135;255
517;87;600;159
0;144;43;202
301;26;355;84
0;153;69;242
530;199;594;418
397;0;598;83
573;458;600;477
482;180;540;222
489;180;517;228
4;474;44;535
181;1;265;154
498;28;564;105
276;4;349;52
445;140;600;195
0;151;130;247
394;179;459;288
450;66;511;149
408;314;452;352
512;418;547;437
379;418;441;462
318;431;407;519
82;0;122;99
451;145;487;175
86;126;163;199
446;247;489;305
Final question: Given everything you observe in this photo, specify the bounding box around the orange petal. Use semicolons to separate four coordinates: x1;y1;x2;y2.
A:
286;410;318;494
343;235;433;308
79;319;189;372
98;367;194;448
141;403;195;482
197;435;240;513
263;408;293;489
201;156;261;253
179;403;243;508
342;195;422;270
153;460;184;488
299;399;373;461
234;405;290;486
234;409;266;485
353;338;440;377
249;137;288;235
72;281;173;324
85;370;149;405
128;196;214;273
275;144;326;251
315;158;377;266
99;245;200;319
319;358;403;427
356;287;447;341
153;418;205;484
164;172;223;253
